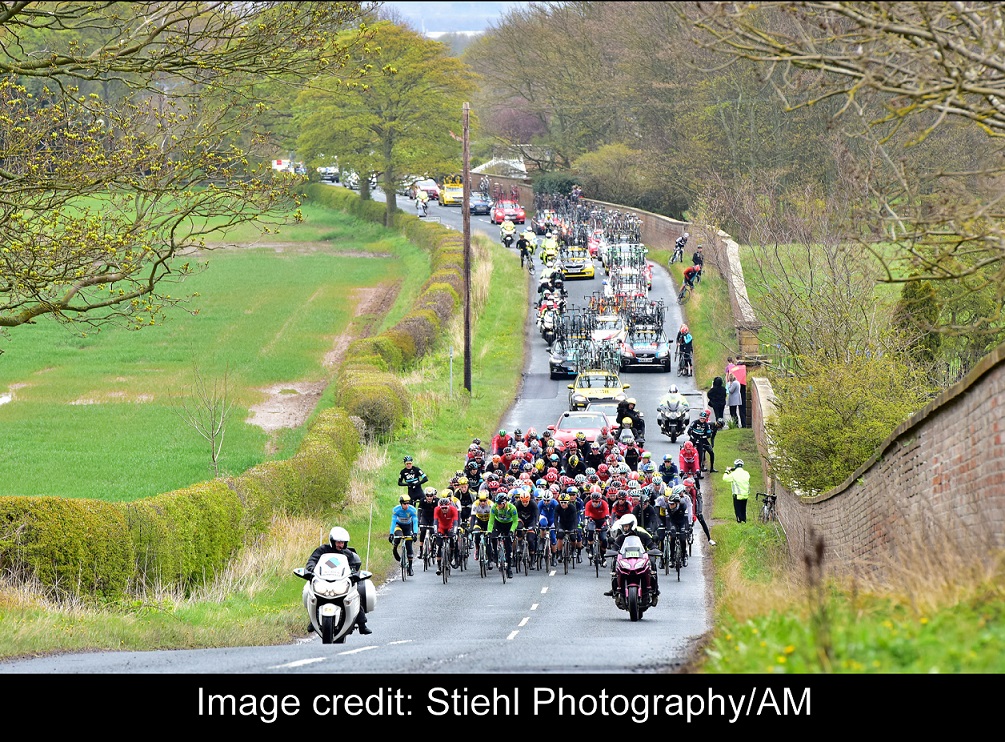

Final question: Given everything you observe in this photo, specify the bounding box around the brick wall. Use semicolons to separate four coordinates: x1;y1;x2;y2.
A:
751;343;1005;581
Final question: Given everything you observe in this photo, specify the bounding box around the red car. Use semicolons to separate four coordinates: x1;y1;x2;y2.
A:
547;409;614;447
490;199;526;225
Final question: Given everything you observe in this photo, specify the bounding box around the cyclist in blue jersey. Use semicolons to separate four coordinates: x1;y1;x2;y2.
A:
388;493;419;576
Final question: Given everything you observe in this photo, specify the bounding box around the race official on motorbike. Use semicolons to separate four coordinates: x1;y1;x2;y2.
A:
616;398;644;440
603;514;660;602
306;526;371;634
657;384;689;416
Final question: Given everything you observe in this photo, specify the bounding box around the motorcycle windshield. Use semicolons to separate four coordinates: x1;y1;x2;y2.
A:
316;553;351;579
619;535;645;559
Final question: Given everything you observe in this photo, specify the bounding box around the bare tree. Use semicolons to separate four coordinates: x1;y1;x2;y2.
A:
174;366;236;478
685;1;1005;328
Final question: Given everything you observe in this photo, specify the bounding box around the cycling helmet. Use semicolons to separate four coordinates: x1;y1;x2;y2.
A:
566;486;579;496
496;493;510;504
559;494;571;503
438;497;451;507
683;477;696;487
329;526;350;546
457;477;468;486
545;471;558;483
424;486;438;497
491;454;502;463
682;440;695;451
488;480;500;491
734;459;744;468
399;494;411;504
628;480;640;490
683;232;690;239
617;514;637;533
588;473;600;484
627;398;636;405
585;467;596;476
520;492;531;504
598;463;609;475
472;438;482;445
628;471;641;481
590;490;602;500
403;455;413;463
477;492;489;502
542;491;554;502
617;490;627;498
680;324;689;334
641;451;652;459
574;474;587;485
498;429;506;437
504;446;514;456
663;453;673;462
668;494;682;506
549;453;560;462
514;428;523;438
699;410;710;420
575;431;586;441
671;484;686;497
640;493;651;504
568;455;580;466
621;417;633;426
641;462;655;474
668;384;679;394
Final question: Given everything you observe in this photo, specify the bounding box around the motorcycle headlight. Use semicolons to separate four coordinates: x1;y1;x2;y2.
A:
615;394;627;402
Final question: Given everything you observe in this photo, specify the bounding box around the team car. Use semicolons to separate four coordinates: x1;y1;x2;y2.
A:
559;245;595;279
620;326;673;371
567;369;631;411
590;314;628;345
547;410;615;447
438;175;464;205
490;199;526;225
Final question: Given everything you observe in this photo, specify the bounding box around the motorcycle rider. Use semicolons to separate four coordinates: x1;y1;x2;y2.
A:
500;217;517;247
657;383;689;432
398;455;429;502
541;231;560;264
616;397;644;441
305;526;371;634
603;514;660;604
686;409;718;473
388;494;419;576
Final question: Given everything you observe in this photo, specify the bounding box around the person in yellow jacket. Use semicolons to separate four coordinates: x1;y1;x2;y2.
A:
722;459;751;523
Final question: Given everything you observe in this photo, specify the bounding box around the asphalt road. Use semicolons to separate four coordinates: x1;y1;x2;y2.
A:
0;186;713;674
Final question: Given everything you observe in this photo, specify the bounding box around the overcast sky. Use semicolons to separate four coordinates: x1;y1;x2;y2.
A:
381;1;527;34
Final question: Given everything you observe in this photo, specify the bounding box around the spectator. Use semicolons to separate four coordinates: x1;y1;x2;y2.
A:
692;245;704;269
726;373;742;428
707;376;727;427
726;358;748;427
723;459;751;523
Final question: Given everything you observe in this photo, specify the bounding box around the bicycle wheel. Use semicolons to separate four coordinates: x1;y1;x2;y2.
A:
521;542;530;576
563;540;571;575
674;538;683;582
662;537;671;575
677;287;690;305
478;536;488;578
442;541;451;585
422;535;431;572
399;538;407;582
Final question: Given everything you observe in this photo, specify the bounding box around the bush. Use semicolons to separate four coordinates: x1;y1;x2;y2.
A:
533;171;577;195
0;497;134;599
766;352;933;495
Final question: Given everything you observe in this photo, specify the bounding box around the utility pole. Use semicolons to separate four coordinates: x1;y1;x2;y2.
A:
462;102;472;393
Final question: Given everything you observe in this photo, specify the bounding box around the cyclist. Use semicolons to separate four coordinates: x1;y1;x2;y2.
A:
683;476;715;546
492;429;514;456
679;440;701;482
603;514;660;603
415;485;440;559
632;492;661;535
397;455;429;502
468;492;493;560
583;489;611;565
488;491;520;579
453;476;475;522
686;409;718;473
538;490;559;566
433;496;461;576
660;491;691;567
657;452;680;484
513;490;540;570
388;494;419;576
516;231;534;268
682;263;702;291
671;232;689;264
610;489;635;522
554;493;582;562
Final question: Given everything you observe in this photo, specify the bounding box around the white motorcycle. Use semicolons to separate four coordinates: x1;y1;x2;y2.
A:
294;554;376;644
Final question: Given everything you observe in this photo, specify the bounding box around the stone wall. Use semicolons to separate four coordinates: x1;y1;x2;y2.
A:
751;342;1005;581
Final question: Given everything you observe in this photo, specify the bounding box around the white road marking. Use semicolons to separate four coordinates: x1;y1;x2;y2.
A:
531;603;540;610
507;631;519;641
518;617;530;627
387;640;413;646
339;645;379;656
272;657;326;669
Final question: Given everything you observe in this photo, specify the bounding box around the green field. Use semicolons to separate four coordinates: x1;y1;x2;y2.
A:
0;205;428;500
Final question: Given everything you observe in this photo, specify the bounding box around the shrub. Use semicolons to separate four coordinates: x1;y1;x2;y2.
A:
533;171;577;195
0;497;134;599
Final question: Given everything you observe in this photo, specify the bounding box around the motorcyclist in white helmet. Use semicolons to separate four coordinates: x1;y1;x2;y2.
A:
305;526;371;634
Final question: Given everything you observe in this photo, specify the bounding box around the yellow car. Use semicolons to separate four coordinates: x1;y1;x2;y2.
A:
439;176;464;206
567;370;631;411
560;245;595;279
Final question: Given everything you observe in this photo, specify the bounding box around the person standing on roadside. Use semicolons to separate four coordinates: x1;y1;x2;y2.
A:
723;459;751;523
726;373;742;428
726;357;748;427
707;376;727;428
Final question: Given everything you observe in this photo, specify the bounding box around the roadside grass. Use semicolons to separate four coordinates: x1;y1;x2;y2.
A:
0;226;527;659
0;211;424;501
